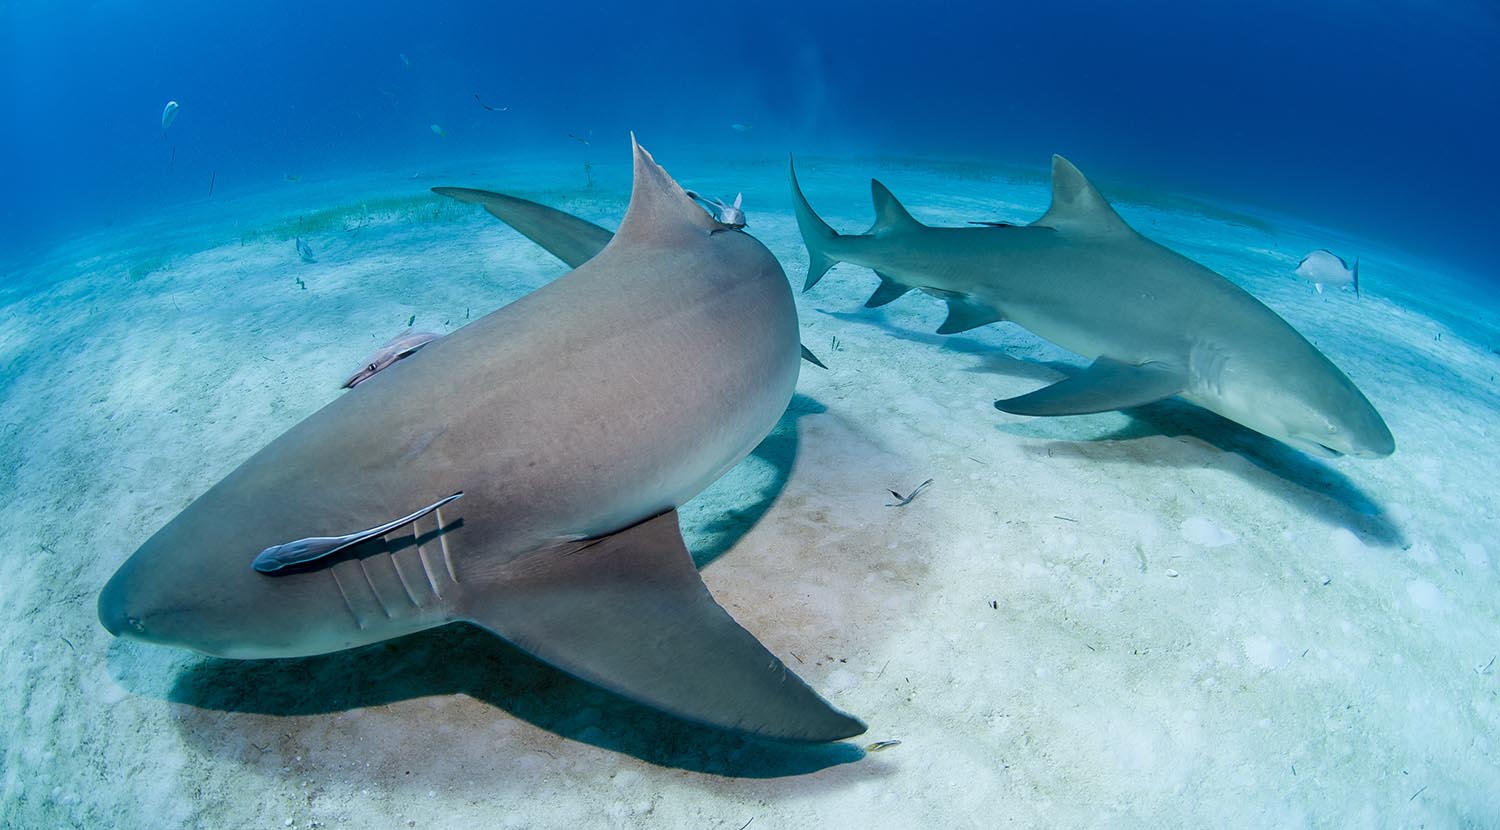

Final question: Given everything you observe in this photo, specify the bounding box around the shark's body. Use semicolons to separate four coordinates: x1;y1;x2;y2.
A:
99;139;864;742
790;156;1393;458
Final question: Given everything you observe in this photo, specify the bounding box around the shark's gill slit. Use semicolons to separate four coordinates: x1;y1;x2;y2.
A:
388;534;423;609
358;559;395;620
329;568;366;630
436;504;459;584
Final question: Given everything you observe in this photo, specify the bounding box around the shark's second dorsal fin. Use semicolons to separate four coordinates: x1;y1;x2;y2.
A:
868;180;922;235
614;134;728;244
1033;155;1132;237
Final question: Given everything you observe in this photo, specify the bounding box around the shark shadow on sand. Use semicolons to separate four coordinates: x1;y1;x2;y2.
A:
160;626;863;780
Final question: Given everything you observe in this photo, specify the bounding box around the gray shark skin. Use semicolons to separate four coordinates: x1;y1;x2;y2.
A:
432;185;830;371
98;138;865;743
789;155;1393;459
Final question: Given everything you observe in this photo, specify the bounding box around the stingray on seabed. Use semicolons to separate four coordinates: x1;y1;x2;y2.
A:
98;136;865;743
789;155;1393;459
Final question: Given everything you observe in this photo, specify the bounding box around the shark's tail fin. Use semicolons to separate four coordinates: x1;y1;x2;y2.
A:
789;156;841;292
1352;256;1361;297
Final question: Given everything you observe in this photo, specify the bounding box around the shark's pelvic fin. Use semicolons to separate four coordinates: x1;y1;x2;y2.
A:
431;187;612;269
928;290;1003;335
995;356;1185;416
462;509;866;742
789;156;842;292
868;180;922;235
1033;156;1133;237
865;273;914;308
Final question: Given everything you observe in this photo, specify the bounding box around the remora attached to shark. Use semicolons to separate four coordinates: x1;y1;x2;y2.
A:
790;156;1394;458
98;137;865;742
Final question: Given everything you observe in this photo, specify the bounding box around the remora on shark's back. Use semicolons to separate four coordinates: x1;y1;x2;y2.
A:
98;138;865;743
789;155;1393;459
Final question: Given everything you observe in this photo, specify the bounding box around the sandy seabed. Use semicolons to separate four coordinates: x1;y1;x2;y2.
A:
2;150;1497;829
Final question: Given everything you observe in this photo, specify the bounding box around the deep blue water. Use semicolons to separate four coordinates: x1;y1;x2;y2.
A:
3;0;1496;275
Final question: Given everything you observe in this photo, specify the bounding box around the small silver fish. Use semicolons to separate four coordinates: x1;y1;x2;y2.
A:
730;123;751;132
1294;249;1360;297
343;329;442;389
161;100;180;134
865;740;902;753
295;237;316;263
430;123;447;138
252;492;464;573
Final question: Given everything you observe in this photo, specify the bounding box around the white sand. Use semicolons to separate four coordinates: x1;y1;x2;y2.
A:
2;152;1497;828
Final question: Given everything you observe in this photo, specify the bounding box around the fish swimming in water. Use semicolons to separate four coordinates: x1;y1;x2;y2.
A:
1295;249;1360;297
295;237;315;263
160;100;180;136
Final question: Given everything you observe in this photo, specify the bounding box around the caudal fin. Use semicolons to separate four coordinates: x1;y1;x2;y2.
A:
789;156;842;292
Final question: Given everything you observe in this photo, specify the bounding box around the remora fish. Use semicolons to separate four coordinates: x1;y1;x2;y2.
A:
790;155;1393;458
98;137;865;742
343;329;442;389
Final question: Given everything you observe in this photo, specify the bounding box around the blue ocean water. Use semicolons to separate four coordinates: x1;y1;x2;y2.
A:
8;3;1500;827
3;0;1496;275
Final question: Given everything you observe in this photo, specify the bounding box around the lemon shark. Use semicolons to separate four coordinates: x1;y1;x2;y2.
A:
790;156;1393;459
98;138;865;743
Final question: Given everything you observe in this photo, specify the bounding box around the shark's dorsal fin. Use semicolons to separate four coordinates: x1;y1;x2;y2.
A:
869;180;922;235
1033;155;1132;236
614;134;729;244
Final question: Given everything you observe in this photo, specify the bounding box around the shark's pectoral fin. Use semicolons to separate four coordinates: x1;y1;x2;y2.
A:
800;344;829;369
432;187;614;269
461;509;865;742
865;272;913;308
995;357;1185;416
926;290;1003;335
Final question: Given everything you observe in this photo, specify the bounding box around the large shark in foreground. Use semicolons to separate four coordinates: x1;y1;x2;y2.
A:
790;156;1394;459
99;138;865;742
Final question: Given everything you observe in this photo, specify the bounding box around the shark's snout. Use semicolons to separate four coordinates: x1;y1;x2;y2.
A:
97;565;144;639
